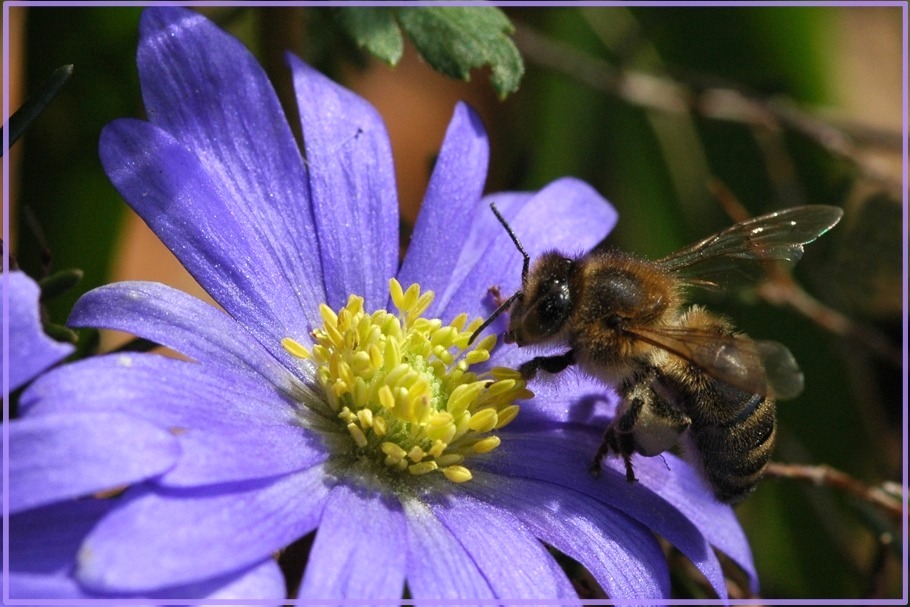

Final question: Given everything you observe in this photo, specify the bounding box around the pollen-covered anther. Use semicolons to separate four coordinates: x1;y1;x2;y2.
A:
282;278;533;483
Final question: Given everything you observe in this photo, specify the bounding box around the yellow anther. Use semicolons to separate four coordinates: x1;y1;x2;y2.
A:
436;453;464;467
408;461;438;476
407;446;426;463
318;303;338;327
351;350;372;374
357;408;373;428
288;281;531;485
442;465;472;483
472;436;501;454
281;337;311;360
347;423;368;448
447;382;486;417
450;312;469;331
389;278;406;311
379;385;396;411
464;349;491;365
495;405;520;429
381;442;407;462
368;344;383;368
428;439;448;458
467;408;498;433
487;378;517;396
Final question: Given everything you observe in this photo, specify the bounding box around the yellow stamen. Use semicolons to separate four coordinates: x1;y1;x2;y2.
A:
282;279;532;484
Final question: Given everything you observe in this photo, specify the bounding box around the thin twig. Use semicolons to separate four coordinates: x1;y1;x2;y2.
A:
513;23;902;195
764;461;905;522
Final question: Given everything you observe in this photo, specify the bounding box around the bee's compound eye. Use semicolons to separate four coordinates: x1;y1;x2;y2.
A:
538;279;572;325
519;277;573;341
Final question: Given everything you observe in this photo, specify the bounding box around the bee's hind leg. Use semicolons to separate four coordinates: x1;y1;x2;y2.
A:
590;397;642;483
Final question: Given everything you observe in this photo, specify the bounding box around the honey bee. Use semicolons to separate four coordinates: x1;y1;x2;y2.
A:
471;204;843;503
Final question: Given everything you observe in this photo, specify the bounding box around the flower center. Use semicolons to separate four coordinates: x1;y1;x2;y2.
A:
282;279;531;483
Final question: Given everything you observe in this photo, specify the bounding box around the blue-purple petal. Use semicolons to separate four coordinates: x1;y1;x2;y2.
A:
69;281;301;388
504;373;758;593
288;53;398;312
7;413;180;514
480;428;730;599
5;271;74;391
10;497;286;600
601;450;759;592
467;471;670;600
9;499;116;599
428;489;576;601
298;483;407;599
154;559;286;602
19;353;326;486
77;466;332;592
135;7;325;326
99;118;321;363
402;498;496;600
397;102;489;314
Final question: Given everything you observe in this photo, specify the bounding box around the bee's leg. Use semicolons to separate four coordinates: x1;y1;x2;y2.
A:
518;350;576;380
590;395;643;482
487;285;505;307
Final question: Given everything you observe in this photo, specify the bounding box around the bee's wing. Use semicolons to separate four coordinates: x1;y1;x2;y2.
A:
629;325;805;399
656;205;843;289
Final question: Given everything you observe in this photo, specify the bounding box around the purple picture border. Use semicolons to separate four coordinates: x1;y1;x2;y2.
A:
2;1;907;605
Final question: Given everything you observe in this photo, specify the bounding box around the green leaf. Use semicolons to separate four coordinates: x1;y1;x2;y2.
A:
397;6;523;98
1;64;73;156
336;7;403;65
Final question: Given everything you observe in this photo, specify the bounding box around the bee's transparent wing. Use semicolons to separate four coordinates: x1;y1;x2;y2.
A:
657;205;843;289
630;325;804;399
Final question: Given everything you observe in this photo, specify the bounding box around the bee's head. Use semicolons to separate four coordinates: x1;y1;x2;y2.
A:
469;204;577;347
505;252;576;346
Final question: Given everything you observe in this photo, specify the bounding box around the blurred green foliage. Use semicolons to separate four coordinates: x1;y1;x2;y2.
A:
8;5;904;601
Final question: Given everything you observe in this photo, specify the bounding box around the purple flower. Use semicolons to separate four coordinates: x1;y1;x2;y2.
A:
16;7;758;601
3;273;277;598
3;270;73;392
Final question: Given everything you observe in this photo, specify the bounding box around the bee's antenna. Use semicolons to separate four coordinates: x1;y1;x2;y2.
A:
467;203;529;345
490;203;529;287
468;290;521;345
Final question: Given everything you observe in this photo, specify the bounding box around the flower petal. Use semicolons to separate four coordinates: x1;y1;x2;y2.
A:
6;413;180;514
77;466;331;592
4;271;74;391
507;377;757;593
135;7;325;323
440;177;618;322
428;490;575;601
19;353;326;486
396;102;489;314
288;53;398;311
69;281;299;387
298;483;407;600
99;118;321;361
10;498;286;601
480;428;730;599
467;472;670;599
9;499;116;598
159;559;286;602
401;498;496;600
602;450;759;593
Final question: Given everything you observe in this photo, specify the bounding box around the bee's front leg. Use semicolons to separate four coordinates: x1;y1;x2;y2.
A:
517;349;576;380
